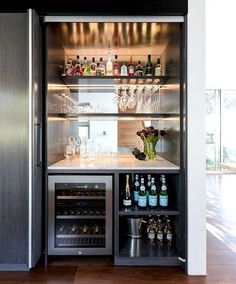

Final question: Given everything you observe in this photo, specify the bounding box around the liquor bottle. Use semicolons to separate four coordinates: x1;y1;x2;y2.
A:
133;174;140;204
120;62;128;76
145;54;153;76
99;57;106;76
155;57;162;76
159;175;168;208
96;62;101;76
148;177;157;208
81;56;86;74
65;59;74;76
73;55;82;76
123;174;132;207
128;56;135;76
166;219;173;246
83;57;92;76
90;57;97;76
138;177;147;208
135;60;144;76
156;219;164;246
113;55;120;76
148;226;155;245
106;52;113;75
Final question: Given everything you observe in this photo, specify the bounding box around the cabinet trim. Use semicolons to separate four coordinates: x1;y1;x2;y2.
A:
43;16;184;23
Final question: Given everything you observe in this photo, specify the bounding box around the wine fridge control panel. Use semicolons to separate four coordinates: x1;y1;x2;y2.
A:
48;175;112;255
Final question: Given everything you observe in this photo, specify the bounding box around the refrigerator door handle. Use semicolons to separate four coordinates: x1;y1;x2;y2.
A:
35;123;42;167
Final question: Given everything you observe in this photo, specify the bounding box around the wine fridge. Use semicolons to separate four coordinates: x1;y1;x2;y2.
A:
48;175;112;255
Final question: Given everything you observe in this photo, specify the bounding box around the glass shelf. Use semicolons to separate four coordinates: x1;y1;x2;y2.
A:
119;206;179;216
48;113;180;121
61;75;171;87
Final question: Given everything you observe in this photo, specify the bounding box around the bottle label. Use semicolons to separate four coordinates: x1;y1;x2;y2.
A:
138;195;147;207
149;195;157;207
160;195;168;207
155;67;161;76
157;233;163;240
166;233;172;240
128;67;135;75
123;199;131;206
148;231;155;241
134;190;139;202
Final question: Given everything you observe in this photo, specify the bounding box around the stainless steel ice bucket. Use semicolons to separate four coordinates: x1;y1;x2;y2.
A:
127;217;144;238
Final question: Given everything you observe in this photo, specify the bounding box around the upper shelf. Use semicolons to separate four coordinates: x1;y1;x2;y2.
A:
48;113;180;121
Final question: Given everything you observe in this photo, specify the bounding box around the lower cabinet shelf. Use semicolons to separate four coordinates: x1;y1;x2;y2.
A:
115;238;180;266
119;206;179;216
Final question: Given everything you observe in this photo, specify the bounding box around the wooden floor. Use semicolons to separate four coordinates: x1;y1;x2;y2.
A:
1;174;236;283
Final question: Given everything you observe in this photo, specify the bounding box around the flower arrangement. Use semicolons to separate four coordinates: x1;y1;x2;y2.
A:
136;126;165;160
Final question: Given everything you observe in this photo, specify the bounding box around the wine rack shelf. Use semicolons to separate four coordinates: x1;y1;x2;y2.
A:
56;215;105;219
56;234;105;238
56;237;105;247
57;196;105;200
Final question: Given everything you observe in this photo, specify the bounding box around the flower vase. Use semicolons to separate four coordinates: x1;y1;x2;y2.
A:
143;138;158;160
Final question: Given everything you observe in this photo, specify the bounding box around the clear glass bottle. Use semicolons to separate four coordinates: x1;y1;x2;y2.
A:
113;54;120;76
120;62;128;76
148;177;157;208
145;54;153;76
155;57;162;76
123;174;132;207
138;177;147;208
106;52;113;75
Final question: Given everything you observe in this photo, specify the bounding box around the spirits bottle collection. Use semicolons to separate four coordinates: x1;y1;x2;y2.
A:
63;54;162;77
122;174;169;209
146;215;173;247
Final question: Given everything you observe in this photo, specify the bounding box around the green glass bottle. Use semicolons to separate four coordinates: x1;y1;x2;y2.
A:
148;177;157;208
138;177;147;208
159;175;168;208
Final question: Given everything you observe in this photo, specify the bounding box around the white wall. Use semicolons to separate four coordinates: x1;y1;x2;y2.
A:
206;0;236;89
187;0;206;275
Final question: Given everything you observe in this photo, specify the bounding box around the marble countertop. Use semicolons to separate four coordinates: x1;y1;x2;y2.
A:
48;153;179;171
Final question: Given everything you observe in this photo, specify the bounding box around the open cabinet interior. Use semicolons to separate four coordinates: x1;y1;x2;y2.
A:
46;19;186;269
46;21;181;167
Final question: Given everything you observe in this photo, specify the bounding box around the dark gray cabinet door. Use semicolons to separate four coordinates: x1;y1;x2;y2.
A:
0;13;29;271
0;11;43;271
